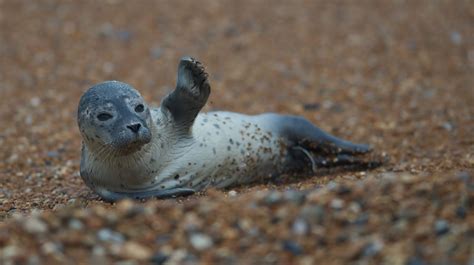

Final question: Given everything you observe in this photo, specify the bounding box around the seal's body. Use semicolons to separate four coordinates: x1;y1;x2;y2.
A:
78;57;373;201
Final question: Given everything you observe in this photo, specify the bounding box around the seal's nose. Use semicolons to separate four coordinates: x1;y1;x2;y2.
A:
127;123;141;133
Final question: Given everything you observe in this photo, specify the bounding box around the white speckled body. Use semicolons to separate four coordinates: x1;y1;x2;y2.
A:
81;108;289;194
79;58;372;200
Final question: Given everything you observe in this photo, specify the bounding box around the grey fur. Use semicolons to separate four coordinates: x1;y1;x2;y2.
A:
77;57;373;201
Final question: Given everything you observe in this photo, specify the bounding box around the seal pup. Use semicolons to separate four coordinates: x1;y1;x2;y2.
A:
78;57;375;201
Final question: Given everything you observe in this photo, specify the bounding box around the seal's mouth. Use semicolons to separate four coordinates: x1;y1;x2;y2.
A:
111;128;152;155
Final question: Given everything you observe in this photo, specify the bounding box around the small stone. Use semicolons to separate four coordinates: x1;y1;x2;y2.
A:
282;240;303;255
330;198;344;210
30;97;41;107
406;256;427;265
450;31;462;45
456;171;471;182
283;190;306;205
150;252;169;265
97;228;125;243
228;190;237;197
263;191;283;205
441;122;453;131
362;239;384;257
299;205;325;224
120;242;152;260
155;234;171;244
1;245;24;259
352;213;369;226
455;206;466;219
189;233;213;251
116;30;133;42
150;46;164;59
41;242;63;254
23;217;48;234
302;103;320;111
326;181;338;190
68;219;84;230
47;151;59;158
434;219;450;236
123;204;145;218
292;218;309;235
336;185;351;195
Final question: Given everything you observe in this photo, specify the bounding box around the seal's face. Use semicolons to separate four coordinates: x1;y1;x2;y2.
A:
78;81;152;155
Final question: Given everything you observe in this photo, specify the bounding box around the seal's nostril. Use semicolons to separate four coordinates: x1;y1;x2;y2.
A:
127;123;141;133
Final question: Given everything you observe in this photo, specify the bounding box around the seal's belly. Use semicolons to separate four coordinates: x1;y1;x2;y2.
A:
152;111;289;190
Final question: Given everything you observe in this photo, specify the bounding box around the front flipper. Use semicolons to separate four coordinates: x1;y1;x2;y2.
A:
96;187;196;202
162;57;211;129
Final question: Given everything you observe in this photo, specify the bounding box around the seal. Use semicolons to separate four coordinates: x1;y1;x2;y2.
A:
78;57;376;201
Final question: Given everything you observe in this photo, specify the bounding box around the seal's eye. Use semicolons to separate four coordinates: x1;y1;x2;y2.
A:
135;104;144;113
97;113;113;121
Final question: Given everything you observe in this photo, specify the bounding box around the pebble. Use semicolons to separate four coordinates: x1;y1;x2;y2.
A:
41;242;63;255
302;103;320;111
336;185;352;195
326;181;339;191
292;218;309;235
406;256;427;265
47;151;59;158
150;46;164;59
189;233;213;251
23;217;48;234
150;252;169;265
263;191;283;205
330;198;344;210
282;240;303;255
352;213;369;226
68;219;84;230
441;122;453;131
450;31;462;45
97;228;125;243
434;219;450;236
299;205;325;224
30;97;41;107
120;242;152;260
1;245;24;259
362;239;384;257
228;190;238;197
283;189;306;205
455;206;466;219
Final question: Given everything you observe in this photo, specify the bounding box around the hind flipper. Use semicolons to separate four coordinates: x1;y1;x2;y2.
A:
96;187;196;202
291;147;381;173
264;114;371;155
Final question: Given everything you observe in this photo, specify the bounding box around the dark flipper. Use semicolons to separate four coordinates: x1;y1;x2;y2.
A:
290;146;382;174
96;187;196;202
275;115;371;155
162;57;210;128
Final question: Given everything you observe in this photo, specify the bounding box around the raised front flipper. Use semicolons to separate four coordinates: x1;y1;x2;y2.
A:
162;57;211;129
95;187;196;202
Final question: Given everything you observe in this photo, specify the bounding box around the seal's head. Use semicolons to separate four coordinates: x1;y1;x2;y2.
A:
78;81;152;155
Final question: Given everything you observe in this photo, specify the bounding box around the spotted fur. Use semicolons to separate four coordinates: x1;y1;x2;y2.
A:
78;57;372;201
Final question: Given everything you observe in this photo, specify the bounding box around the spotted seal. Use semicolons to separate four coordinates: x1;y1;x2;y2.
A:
77;57;375;201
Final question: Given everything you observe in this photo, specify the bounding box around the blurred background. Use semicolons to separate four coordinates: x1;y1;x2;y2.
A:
0;1;473;264
1;0;473;212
